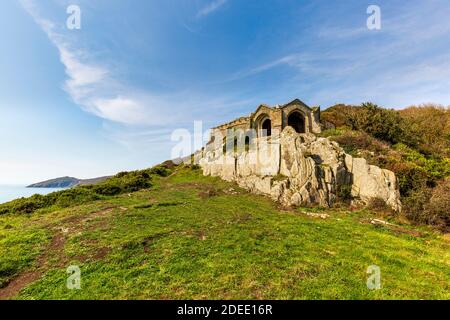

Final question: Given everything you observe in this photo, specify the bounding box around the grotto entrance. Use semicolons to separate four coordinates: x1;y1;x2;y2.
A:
287;112;305;133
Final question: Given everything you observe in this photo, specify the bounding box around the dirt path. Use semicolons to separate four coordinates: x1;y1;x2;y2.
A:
0;206;118;300
0;232;65;300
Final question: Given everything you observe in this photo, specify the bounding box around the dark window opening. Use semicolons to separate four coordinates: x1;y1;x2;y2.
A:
222;137;227;153
261;119;272;137
245;136;250;151
287;112;305;133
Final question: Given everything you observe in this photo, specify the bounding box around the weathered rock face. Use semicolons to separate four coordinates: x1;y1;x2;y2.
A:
196;127;402;211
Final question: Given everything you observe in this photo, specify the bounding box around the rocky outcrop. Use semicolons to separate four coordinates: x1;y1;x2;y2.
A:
195;127;401;211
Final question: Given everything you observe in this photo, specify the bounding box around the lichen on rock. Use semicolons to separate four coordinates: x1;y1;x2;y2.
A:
197;127;402;212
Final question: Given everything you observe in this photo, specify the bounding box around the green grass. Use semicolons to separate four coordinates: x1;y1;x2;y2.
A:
0;167;449;299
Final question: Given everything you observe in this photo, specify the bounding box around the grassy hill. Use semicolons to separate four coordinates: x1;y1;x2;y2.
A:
0;165;449;300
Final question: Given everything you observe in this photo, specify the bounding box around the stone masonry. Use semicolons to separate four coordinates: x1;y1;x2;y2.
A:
191;99;402;211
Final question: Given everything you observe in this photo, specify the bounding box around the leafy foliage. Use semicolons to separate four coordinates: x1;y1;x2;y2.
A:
399;104;450;157
0;162;177;216
322;103;450;230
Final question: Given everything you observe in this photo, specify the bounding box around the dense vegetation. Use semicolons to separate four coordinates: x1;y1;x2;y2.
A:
0;167;448;299
321;103;450;230
0;163;173;217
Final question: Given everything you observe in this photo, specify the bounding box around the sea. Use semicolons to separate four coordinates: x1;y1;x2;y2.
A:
0;185;65;204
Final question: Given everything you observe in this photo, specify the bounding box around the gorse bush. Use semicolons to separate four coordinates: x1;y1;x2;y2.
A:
148;165;171;177
399;104;450;157
0;162;177;216
322;103;450;229
94;171;153;195
404;178;450;231
358;103;417;146
323;103;450;157
329;103;416;146
52;188;101;207
424;178;450;230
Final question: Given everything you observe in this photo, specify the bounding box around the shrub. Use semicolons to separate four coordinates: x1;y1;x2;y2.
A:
12;200;42;214
389;162;430;196
149;165;170;177
115;171;129;178
54;188;100;207
336;184;352;202
95;170;153;194
321;104;359;128
92;184;122;196
161;160;177;169
399;104;450;157
0;165;165;216
322;103;450;230
121;174;152;192
351;103;414;145
323;102;420;148
423;178;450;230
367;197;391;212
319;128;347;138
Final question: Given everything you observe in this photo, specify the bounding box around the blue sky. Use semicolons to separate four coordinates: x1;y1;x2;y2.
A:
1;0;450;184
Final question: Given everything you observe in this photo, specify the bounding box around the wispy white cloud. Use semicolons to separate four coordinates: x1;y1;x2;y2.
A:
19;0;248;128
20;0;161;125
197;0;227;18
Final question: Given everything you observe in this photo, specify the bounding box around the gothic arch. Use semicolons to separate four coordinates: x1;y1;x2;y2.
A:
255;113;272;137
287;111;306;133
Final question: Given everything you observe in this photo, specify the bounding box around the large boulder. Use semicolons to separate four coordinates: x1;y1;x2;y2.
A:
198;127;401;211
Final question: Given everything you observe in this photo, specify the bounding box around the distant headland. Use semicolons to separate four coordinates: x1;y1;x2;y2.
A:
27;176;110;188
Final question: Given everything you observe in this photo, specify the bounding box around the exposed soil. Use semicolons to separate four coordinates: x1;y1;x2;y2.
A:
0;272;42;300
0;206;118;300
0;232;66;300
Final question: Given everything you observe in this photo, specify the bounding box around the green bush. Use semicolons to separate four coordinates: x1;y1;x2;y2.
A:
148;165;170;177
91;184;122;196
94;171;153;195
424;178;450;230
12;199;42;214
323;102;419;148
336;184;352;201
319;128;347;138
53;188;101;207
0;163;175;216
403;184;449;231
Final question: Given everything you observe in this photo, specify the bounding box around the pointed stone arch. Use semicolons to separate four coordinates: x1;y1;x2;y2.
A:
261;118;272;137
255;113;272;137
287;111;305;133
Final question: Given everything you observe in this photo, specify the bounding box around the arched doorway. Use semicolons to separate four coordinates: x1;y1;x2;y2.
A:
287;112;305;133
261;118;272;137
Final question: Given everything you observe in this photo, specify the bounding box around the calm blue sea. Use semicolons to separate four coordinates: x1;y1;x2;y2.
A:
0;185;65;204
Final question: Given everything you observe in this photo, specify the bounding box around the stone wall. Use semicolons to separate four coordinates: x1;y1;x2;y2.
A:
196;127;402;211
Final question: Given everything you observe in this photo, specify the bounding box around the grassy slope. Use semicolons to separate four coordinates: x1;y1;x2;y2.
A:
0;167;449;300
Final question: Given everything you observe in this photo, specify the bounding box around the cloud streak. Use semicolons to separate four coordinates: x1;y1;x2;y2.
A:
20;0;163;125
197;0;227;18
19;0;251;130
